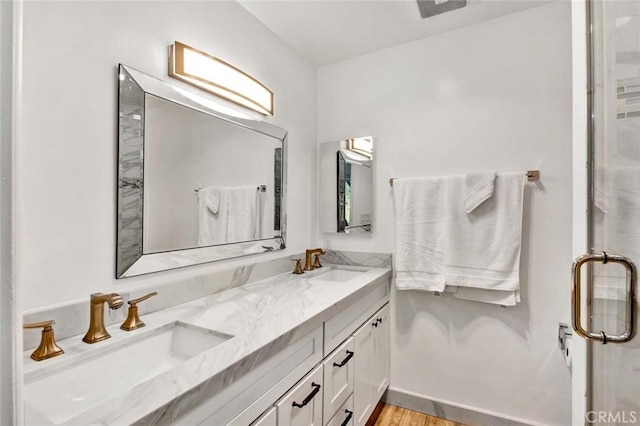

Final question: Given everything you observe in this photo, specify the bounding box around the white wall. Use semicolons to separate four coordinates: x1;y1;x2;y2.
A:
19;1;317;311
318;3;572;425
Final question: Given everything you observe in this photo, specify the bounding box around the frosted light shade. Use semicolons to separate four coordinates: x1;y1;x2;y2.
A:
169;41;273;115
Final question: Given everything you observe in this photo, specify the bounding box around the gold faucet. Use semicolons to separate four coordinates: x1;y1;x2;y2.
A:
23;320;64;361
304;248;326;271
83;293;124;344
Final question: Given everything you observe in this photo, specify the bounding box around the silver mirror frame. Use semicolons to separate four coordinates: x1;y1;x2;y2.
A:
117;64;287;278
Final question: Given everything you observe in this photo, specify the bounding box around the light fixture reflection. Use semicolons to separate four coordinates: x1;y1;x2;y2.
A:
169;41;274;116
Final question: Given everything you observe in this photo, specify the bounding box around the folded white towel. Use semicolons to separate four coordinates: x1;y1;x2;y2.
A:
464;171;496;213
198;186;259;246
393;177;447;292
445;172;525;295
202;187;221;214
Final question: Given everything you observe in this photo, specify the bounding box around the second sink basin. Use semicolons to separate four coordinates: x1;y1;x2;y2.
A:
310;267;366;283
25;321;232;424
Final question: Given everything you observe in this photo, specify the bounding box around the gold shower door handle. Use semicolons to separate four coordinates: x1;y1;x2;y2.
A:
571;252;636;344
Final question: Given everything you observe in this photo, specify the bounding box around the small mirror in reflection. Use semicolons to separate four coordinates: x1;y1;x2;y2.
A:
320;137;374;234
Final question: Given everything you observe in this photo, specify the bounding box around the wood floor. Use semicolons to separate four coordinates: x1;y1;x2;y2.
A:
370;404;466;426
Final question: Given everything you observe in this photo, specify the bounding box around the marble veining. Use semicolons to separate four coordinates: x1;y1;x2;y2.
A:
23;262;391;425
23;253;302;351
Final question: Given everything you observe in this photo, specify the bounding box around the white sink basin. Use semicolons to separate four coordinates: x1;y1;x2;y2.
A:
310;267;366;283
25;321;232;424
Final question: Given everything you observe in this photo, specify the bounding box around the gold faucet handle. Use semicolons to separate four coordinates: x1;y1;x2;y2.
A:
120;292;158;331
128;291;158;307
23;320;64;361
23;320;55;330
292;259;304;274
312;254;323;269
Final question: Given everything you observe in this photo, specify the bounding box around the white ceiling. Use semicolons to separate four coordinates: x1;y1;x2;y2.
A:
238;0;551;66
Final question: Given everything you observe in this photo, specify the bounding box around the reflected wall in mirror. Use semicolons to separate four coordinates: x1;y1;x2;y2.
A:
320;137;373;234
117;65;287;278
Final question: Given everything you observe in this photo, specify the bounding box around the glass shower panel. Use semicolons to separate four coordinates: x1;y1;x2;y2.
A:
590;0;640;423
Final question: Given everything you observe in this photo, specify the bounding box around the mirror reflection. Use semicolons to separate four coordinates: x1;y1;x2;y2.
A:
144;94;281;253
117;65;286;278
320;137;374;234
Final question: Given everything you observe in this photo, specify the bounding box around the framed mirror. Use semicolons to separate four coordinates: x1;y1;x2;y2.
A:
117;64;287;278
319;137;373;234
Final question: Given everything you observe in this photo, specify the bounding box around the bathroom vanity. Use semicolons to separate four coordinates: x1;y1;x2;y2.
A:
22;263;391;426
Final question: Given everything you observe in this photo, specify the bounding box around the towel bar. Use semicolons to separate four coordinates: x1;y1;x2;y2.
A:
389;170;540;187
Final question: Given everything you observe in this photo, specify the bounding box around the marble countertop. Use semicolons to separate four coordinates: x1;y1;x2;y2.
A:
23;264;392;425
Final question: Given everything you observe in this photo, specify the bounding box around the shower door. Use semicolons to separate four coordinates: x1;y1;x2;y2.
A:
574;0;640;424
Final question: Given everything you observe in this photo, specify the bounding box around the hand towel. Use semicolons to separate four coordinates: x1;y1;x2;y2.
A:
444;172;525;298
198;186;259;246
393;177;447;292
464;171;496;213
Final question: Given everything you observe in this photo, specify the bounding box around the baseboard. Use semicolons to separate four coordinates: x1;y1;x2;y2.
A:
383;387;539;426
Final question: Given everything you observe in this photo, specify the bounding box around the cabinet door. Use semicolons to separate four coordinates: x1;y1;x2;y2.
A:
322;337;355;422
371;304;390;403
352;318;374;426
276;365;324;426
251;407;277;426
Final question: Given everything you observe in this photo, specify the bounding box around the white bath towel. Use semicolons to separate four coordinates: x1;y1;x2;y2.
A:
465;171;496;213
198;186;259;246
445;172;525;305
393;177;447;292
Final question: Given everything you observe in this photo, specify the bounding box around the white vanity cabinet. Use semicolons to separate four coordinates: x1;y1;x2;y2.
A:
276;365;324;426
189;275;390;426
353;304;390;426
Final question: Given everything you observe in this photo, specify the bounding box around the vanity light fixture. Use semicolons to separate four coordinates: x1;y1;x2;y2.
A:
346;137;373;159
169;41;274;116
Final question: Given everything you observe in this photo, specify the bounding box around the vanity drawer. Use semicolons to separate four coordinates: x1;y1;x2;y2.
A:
322;337;354;422
324;277;389;355
276;365;324;426
325;395;354;426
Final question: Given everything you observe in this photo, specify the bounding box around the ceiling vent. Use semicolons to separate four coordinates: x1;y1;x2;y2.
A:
417;0;467;19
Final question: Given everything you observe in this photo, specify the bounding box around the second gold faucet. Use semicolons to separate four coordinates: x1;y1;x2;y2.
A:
304;248;326;271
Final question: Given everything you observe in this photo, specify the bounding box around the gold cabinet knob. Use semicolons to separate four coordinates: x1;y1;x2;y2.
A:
120;292;158;331
23;320;64;361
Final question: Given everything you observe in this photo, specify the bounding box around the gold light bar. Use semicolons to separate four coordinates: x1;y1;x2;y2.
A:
169;41;274;116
